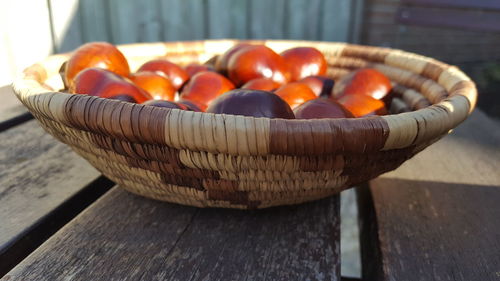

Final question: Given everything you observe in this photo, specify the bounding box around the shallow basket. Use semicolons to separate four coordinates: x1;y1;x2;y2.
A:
13;39;477;209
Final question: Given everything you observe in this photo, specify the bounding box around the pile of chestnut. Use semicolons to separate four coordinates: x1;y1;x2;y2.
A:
62;42;392;119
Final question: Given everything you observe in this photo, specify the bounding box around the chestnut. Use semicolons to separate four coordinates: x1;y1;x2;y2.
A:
185;63;214;77
142;100;187;110
180;71;235;111
227;45;290;86
274;82;317;109
206;89;295;119
110;94;138;103
241;78;282;91
294;98;353;119
337;94;388;117
214;43;255;75
130;71;176;101
281;47;327;81
65;42;130;90
178;99;203;112
333;68;392;100
298;75;335;97
138;59;190;90
72;68;152;103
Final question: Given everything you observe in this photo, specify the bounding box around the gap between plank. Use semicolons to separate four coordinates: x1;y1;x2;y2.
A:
0;112;33;133
0;176;114;277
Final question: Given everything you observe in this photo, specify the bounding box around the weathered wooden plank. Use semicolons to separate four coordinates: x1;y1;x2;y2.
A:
340;189;361;278
48;0;84;52
361;110;500;281
0;120;103;274
0;86;30;128
3;188;341;280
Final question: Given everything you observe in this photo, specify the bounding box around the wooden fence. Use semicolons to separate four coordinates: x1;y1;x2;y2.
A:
0;0;363;86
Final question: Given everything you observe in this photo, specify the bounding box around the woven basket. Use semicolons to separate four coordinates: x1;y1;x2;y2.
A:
13;39;477;209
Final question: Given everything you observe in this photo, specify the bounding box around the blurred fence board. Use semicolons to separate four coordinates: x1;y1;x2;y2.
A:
0;0;362;85
49;0;84;52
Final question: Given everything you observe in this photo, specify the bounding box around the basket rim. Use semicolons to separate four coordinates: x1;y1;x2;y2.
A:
12;39;477;156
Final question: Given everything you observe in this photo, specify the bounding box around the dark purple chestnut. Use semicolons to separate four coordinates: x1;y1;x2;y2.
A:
206;89;295;119
299;75;335;97
109;94;138;103
142;100;187;110
294;98;354;119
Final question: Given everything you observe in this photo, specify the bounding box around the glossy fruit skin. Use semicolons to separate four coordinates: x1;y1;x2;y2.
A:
281;47;327;81
142;100;187;110
294;98;354;119
215;43;255;75
337;94;388;117
180;71;235;111
65;42;130;90
241;78;282;91
227;45;290;86
185;63;214;77
130;71;176;101
109;94;138;103
138;60;190;90
333;68;392;100
178;99;202;112
274;82;317;109
206;89;295;119
72;68;152;103
299;75;335;97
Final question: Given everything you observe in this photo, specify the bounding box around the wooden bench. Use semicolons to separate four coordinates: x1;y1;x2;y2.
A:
0;85;499;280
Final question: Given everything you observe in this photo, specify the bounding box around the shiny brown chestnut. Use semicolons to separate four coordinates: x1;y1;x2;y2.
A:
184;63;214;77
72;68;152;103
65;42;130;90
333;68;392;100
274;82;317;109
294;98;354;119
130;71;176;101
227;45;290;86
214;43;255;75
337;94;388;117
138;59;190;90
241;78;282;91
298;75;335;97
281;47;327;81
180;71;235;111
206;89;295;119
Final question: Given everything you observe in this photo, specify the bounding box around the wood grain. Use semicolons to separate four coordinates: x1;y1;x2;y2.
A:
4;188;340;281
361;110;500;281
0;120;100;269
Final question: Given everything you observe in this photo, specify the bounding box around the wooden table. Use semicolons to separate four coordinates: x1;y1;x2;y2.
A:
1;85;499;281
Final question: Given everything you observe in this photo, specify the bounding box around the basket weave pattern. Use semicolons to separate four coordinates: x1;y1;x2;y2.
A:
13;40;477;209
